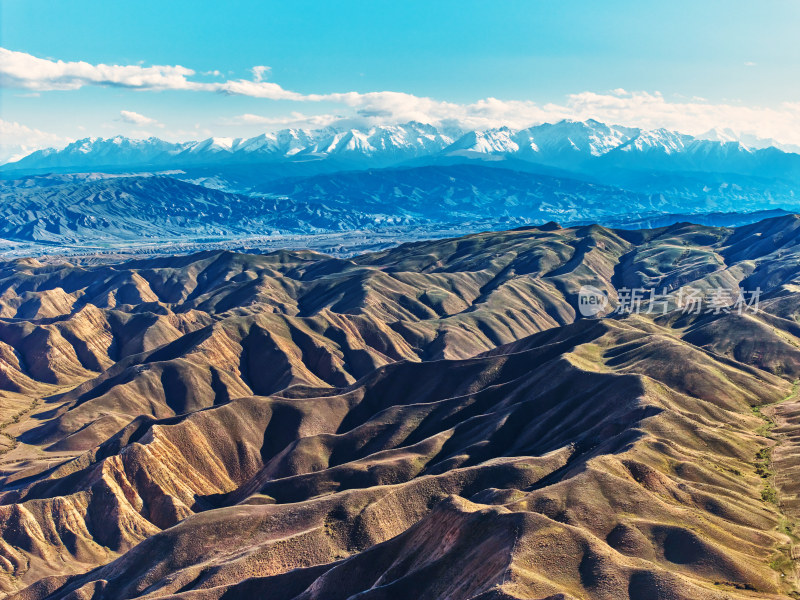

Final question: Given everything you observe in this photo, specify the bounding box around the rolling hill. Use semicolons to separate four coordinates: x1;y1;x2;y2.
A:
1;216;800;598
0;174;396;244
2;167;798;259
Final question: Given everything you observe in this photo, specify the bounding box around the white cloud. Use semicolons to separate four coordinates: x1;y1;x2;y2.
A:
556;89;800;144
119;110;160;126
0;47;304;99
251;66;271;82
224;111;341;128
309;88;800;147
210;78;307;100
0;47;198;91
0;119;70;164
4;49;800;148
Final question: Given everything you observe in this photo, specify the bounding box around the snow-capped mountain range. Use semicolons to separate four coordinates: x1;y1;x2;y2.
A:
3;119;800;256
4;119;799;175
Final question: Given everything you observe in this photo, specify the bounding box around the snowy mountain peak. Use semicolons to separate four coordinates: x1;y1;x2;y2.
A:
186;137;237;154
3;120;798;173
620;129;693;154
698;127;740;144
299;123;460;158
445;129;520;155
522;120;640;157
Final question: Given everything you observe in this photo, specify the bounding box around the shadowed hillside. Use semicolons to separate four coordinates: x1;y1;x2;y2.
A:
2;216;800;599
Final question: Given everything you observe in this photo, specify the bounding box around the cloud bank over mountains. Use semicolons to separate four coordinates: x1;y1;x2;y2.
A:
2;46;800;162
0;119;71;164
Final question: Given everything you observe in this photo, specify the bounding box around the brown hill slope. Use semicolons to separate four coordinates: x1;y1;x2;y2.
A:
2;216;800;599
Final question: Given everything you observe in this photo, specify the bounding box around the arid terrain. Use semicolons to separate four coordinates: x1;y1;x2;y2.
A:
1;216;800;599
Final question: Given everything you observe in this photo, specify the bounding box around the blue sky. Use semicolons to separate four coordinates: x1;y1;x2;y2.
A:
1;0;800;161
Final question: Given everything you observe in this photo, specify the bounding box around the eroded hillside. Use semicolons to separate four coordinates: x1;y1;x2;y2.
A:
2;217;800;599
